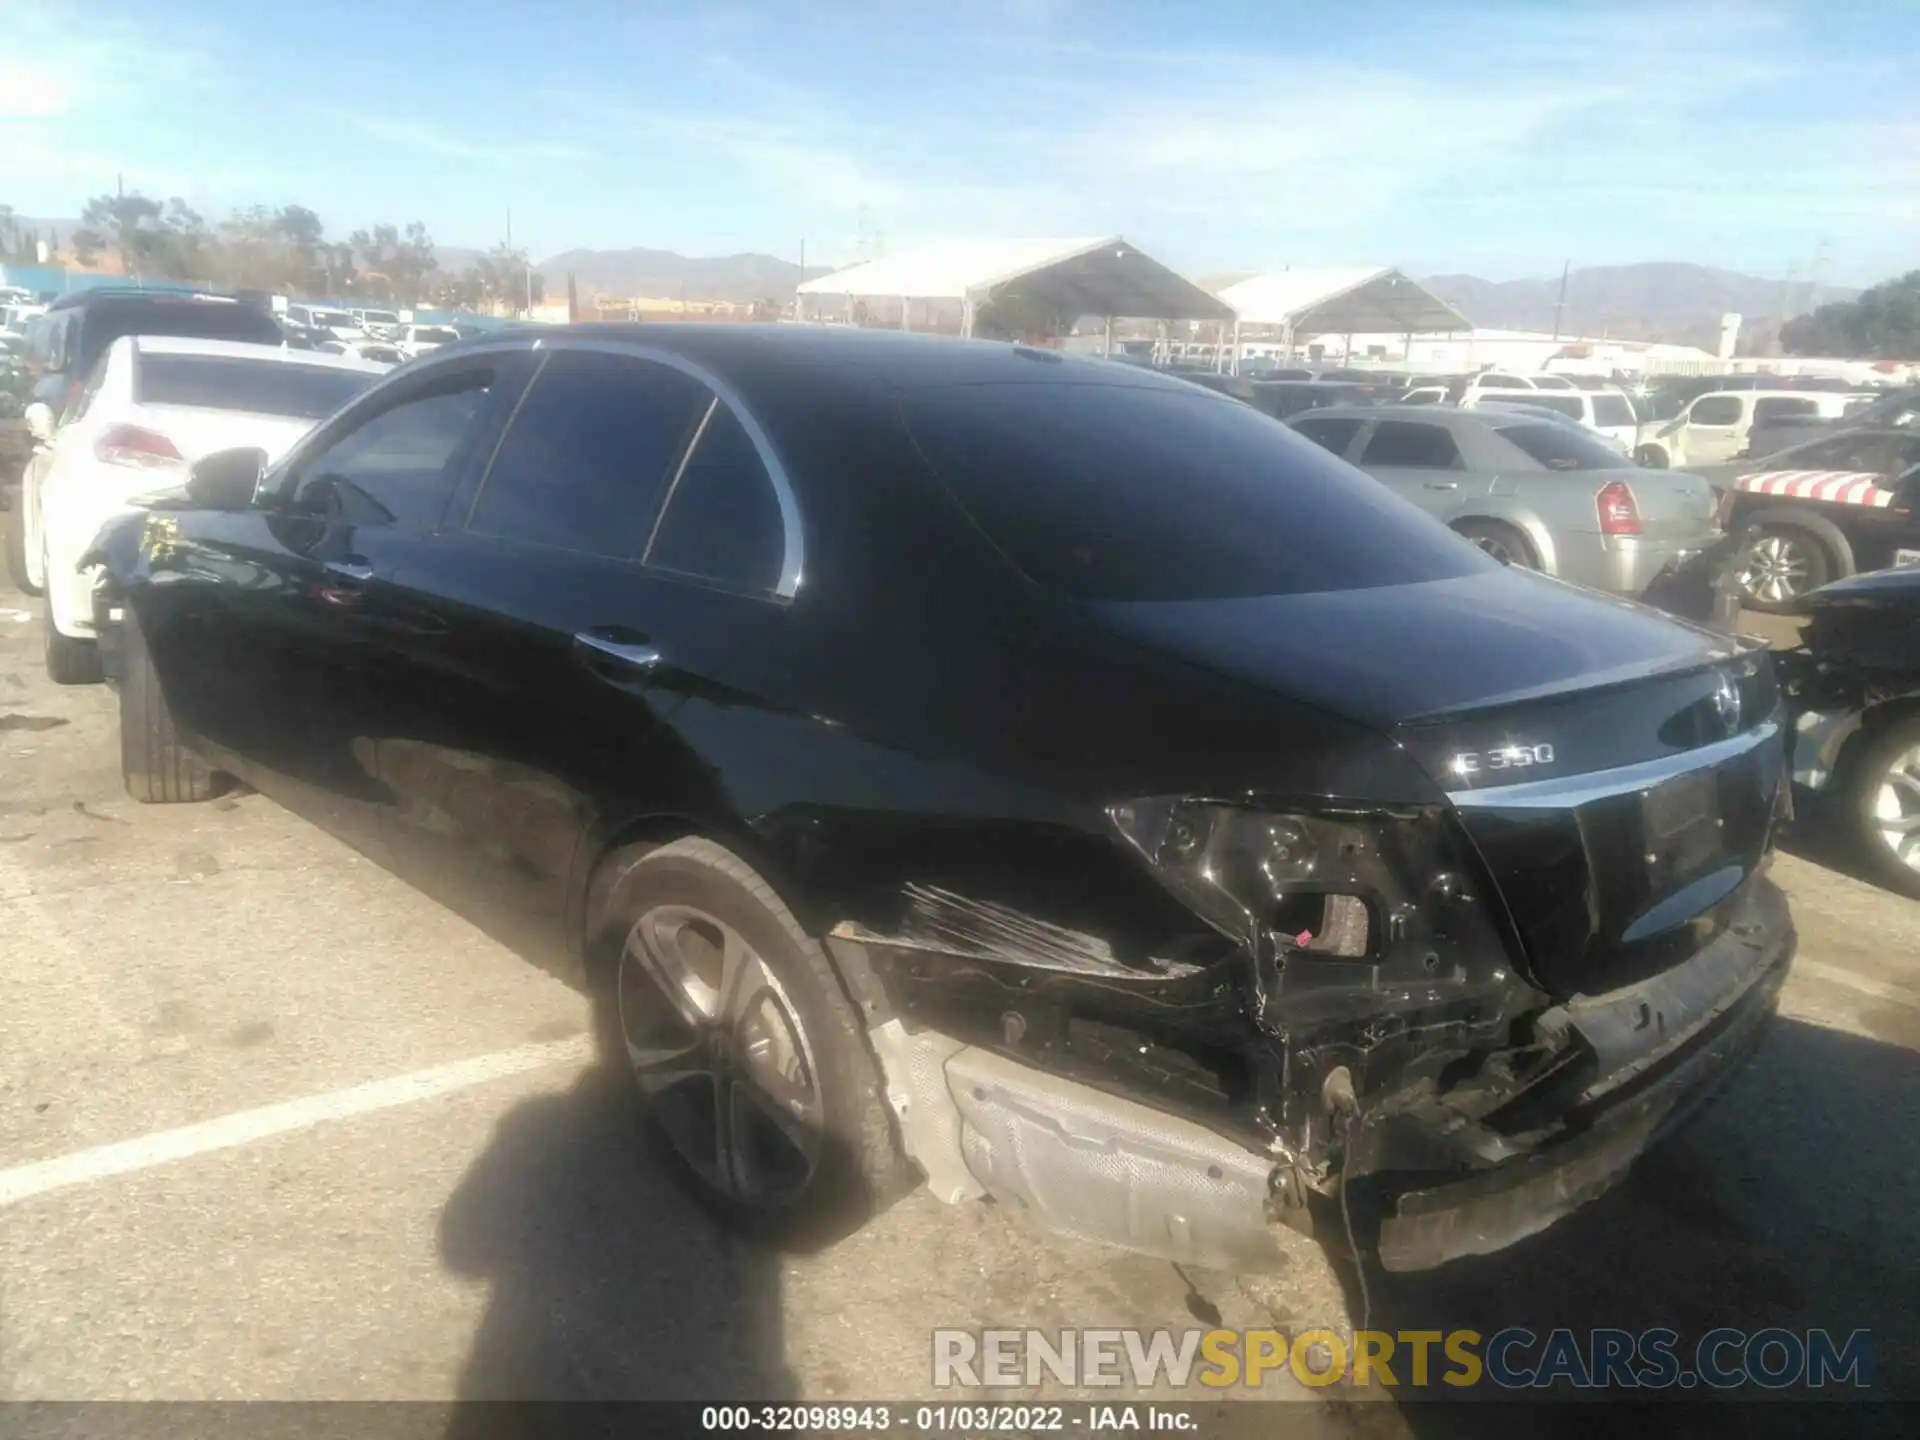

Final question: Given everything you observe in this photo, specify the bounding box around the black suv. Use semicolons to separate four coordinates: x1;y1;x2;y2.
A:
22;288;283;418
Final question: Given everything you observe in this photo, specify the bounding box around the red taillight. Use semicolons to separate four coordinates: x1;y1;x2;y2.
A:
1596;480;1642;535
93;424;184;470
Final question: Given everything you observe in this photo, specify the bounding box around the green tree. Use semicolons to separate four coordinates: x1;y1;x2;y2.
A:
475;244;543;316
70;192;215;280
1782;270;1920;359
347;221;439;306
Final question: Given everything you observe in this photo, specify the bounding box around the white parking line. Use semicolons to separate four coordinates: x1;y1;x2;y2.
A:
0;1035;593;1209
1794;957;1920;1010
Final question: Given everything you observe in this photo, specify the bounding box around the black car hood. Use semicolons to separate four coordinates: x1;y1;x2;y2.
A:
1086;565;1737;731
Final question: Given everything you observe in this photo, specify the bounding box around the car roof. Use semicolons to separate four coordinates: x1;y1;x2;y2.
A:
127;335;391;372
421;324;1232;396
1291;403;1489;426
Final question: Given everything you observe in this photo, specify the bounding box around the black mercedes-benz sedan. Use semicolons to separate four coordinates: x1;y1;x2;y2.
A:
83;326;1794;1271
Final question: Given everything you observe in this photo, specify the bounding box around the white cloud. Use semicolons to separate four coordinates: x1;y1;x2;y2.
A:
0;59;67;117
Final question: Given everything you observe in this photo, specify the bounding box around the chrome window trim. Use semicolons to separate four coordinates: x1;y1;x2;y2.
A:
641;393;719;566
420;335;806;599
1447;722;1781;810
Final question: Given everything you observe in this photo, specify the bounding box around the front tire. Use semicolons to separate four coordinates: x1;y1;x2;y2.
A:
1850;716;1920;899
43;590;103;685
120;607;223;803
589;836;908;1243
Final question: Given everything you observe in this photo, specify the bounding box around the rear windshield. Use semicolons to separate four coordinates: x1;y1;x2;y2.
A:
900;381;1490;602
1498;393;1583;419
412;327;459;343
136;355;377;419
1492;420;1627;471
77;301;283;367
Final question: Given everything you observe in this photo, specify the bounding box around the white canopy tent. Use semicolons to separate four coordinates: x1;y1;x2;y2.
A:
1215;267;1470;370
794;236;1233;339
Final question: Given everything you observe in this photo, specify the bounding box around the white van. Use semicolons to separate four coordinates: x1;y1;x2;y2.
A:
1469;388;1640;450
1636;389;1874;469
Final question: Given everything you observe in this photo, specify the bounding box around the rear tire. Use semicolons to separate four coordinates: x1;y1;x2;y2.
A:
5;502;39;596
587;835;908;1244
1634;445;1669;469
43;593;103;685
1736;523;1833;613
1454;519;1540;570
120;607;223;803
1849;715;1920;899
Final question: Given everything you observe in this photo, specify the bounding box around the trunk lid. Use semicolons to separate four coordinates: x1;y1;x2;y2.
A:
1089;566;1788;997
130;404;318;465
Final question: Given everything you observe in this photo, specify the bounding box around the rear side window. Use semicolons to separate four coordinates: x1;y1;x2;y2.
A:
1288;416;1363;455
467;351;707;558
1688;395;1743;425
1479;374;1528;390
1592;394;1635;427
137;356;376;419
1360;421;1462;469
644;401;788;595
901;382;1488;603
1752;397;1819;423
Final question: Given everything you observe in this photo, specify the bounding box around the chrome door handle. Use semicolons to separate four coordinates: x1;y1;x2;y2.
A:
575;630;661;670
325;558;374;581
1424;481;1460;490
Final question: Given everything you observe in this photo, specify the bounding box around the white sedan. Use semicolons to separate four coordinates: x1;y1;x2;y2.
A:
396;323;461;361
23;335;386;683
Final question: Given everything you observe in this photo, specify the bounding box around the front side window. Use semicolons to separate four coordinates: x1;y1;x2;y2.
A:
1288;415;1363;454
644;401;788;594
1360;421;1463;469
1688;395;1743;426
466;351;708;559
901;381;1489;603
290;373;493;529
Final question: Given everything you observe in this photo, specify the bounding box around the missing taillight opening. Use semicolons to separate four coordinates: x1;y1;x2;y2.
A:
94;424;184;469
1596;480;1642;535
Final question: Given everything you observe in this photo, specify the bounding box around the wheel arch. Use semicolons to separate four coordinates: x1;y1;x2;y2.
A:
1740;504;1859;581
1451;508;1555;574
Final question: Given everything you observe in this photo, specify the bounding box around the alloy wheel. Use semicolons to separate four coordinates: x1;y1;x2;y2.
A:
618;903;824;1207
1737;533;1813;606
1872;743;1920;876
1472;534;1518;566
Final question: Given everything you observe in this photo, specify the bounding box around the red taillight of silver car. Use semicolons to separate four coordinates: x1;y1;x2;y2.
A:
93;424;184;469
1596;479;1643;536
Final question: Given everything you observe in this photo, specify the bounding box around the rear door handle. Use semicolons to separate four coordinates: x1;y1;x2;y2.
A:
325;557;374;581
1424;481;1460;491
575;629;661;671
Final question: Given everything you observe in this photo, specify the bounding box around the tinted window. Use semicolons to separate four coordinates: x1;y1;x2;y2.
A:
467;352;707;558
1360;421;1463;469
292;374;492;529
645;402;787;594
901;382;1488;603
1689;395;1743;425
1592;394;1636;427
1479;374;1528;389
1495;393;1582;419
1771;433;1903;474
1752;397;1819;423
1493;421;1626;471
1288;416;1363;454
78;300;282;366
137;356;376;419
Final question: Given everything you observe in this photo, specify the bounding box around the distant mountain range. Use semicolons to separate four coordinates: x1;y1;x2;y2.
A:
4;218;1856;343
1419;264;1857;346
533;247;828;304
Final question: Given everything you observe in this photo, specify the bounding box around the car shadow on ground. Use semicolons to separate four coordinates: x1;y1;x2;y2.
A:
1780;798;1918;904
1325;1015;1918;1432
436;1061;797;1420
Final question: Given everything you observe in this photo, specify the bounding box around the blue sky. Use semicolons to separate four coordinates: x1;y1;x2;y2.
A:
3;0;1916;283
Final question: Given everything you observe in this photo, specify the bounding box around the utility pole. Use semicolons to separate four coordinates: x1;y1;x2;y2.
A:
1551;259;1571;340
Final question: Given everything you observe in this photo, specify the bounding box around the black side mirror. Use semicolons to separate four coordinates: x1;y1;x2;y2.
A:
185;447;269;510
